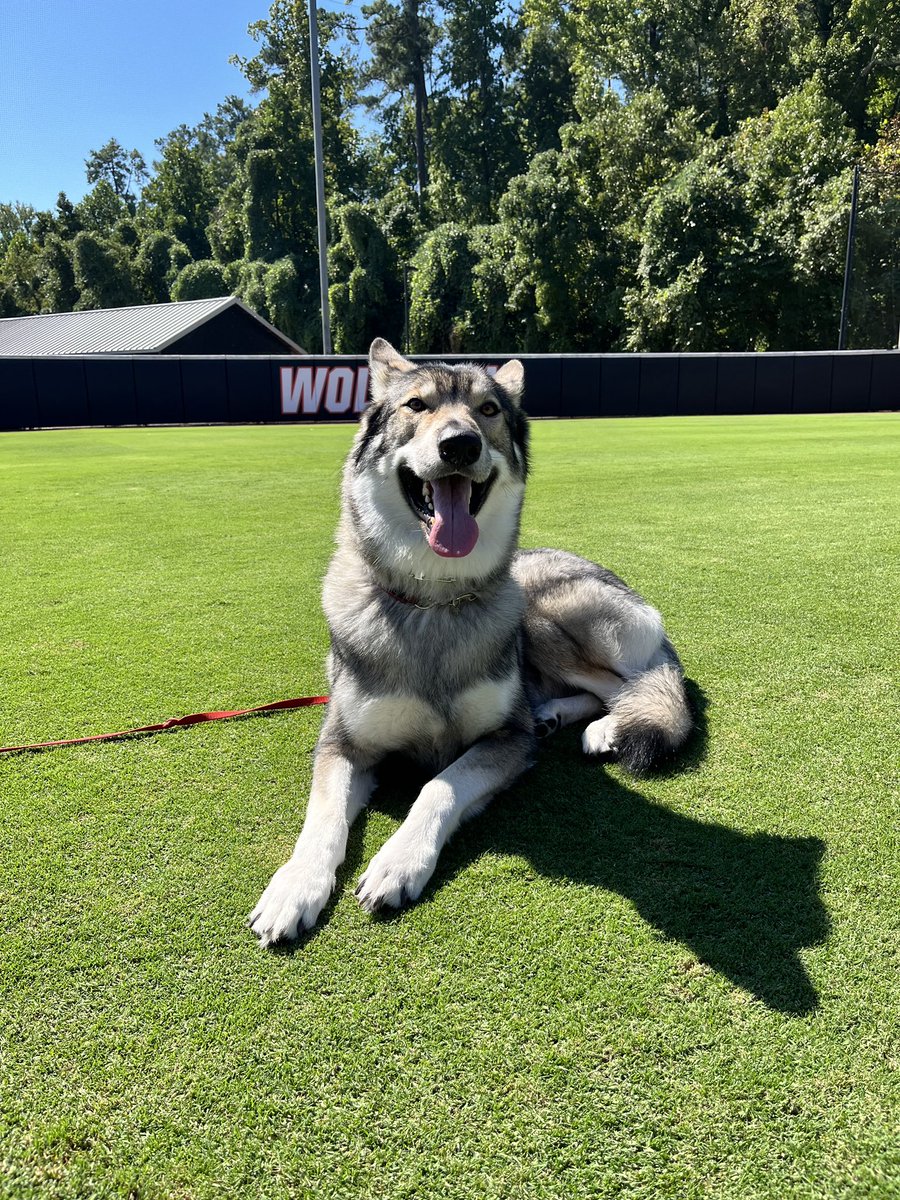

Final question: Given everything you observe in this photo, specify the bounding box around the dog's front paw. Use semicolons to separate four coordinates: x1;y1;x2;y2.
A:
249;856;334;947
355;834;436;914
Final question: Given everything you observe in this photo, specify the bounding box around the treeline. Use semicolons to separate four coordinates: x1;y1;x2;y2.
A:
1;0;898;352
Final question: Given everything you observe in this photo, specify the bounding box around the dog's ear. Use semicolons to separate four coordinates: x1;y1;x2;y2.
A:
493;359;525;407
369;338;415;399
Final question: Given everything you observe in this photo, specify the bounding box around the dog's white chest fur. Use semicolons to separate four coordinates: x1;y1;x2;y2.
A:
342;671;518;755
452;673;518;743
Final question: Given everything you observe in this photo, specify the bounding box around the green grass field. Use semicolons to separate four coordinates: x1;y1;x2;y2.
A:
1;414;897;1199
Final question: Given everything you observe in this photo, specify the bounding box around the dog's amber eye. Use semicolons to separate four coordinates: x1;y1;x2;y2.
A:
406;397;426;412
479;400;500;417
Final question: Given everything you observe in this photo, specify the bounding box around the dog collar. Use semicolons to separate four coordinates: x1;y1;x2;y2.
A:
380;585;479;611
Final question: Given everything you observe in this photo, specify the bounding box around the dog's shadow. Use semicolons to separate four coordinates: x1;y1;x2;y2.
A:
339;683;829;1015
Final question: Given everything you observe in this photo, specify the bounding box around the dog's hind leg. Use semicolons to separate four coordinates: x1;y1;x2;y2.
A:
250;739;376;947
555;668;627;755
534;692;606;738
573;646;692;770
355;722;534;914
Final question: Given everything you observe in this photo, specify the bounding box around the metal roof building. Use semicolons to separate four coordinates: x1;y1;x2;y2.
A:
0;296;305;356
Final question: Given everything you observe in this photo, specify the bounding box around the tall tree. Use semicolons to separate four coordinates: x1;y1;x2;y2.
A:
623;148;761;350
140;99;252;260
37;235;79;312
134;231;191;303
54;193;82;239
429;0;520;222
85;139;148;210
329;202;403;350
849;117;900;347
0;202;39;248
236;0;363;198
494;91;701;350
624;79;860;350
212;0;367;337
362;0;438;201
71;231;140;309
0;231;42;315
75;180;132;235
171;260;228;301
408;223;475;349
508;20;578;159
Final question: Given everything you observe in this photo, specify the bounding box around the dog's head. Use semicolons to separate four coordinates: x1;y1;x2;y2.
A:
344;339;529;583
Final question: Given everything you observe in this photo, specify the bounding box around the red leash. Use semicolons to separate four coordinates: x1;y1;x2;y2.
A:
0;695;329;756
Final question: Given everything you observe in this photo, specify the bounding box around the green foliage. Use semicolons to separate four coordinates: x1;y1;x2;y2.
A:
2;0;896;346
142;101;254;263
0;202;39;248
373;183;425;262
406;221;519;352
141;128;217;260
362;0;437;196
0;231;41;315
134;232;192;304
217;256;319;348
499;150;601;350
170;259;228;302
75;180;132;236
508;21;578;159
54;192;82;239
85;139;148;208
37;235;79;312
731;78;859;347
408;223;475;350
428;0;522;223
114;219;140;249
71;231;140;309
329;203;403;352
623;79;864;350
210;90;321;275
624;148;762;350
224;258;270;316
238;0;363;199
850;117;900;346
363;0;438;102
489;92;701;351
264;255;318;349
456;223;519;350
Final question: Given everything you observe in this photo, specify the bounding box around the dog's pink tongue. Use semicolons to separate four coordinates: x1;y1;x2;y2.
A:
428;476;479;557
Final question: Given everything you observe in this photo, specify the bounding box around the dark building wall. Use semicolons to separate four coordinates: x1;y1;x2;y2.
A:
0;351;896;430
168;306;301;355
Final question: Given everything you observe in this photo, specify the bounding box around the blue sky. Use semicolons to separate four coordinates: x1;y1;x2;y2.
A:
0;0;266;210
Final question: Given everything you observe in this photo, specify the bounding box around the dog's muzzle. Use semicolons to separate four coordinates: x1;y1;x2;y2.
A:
398;464;497;559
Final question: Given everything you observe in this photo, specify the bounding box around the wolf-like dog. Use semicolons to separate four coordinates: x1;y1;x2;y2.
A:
249;339;693;946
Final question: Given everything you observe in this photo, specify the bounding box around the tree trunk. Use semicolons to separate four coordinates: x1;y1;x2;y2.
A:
405;0;429;203
413;64;429;199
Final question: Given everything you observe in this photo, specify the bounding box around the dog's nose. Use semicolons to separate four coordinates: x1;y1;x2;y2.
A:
438;430;482;468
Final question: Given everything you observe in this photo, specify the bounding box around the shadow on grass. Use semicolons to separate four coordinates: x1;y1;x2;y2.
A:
361;681;829;1016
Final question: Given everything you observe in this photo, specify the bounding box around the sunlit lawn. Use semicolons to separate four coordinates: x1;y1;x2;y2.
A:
1;414;897;1198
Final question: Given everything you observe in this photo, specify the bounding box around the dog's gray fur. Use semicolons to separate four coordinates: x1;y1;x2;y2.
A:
249;339;693;946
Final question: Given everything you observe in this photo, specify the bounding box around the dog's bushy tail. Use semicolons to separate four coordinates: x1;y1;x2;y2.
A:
609;658;694;775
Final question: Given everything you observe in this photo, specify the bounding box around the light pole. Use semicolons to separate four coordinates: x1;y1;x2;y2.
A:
308;0;332;354
403;264;410;353
838;164;860;352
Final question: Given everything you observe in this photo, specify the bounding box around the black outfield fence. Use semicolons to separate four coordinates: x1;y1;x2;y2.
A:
0;350;897;430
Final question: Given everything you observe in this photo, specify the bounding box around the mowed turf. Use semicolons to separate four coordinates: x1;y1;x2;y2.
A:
0;414;897;1199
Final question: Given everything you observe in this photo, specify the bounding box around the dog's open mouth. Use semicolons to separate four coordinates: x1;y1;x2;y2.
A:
399;466;496;558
